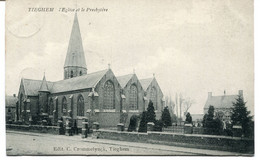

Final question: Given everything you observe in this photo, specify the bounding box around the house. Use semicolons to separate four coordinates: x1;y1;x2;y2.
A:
5;94;18;122
204;90;243;122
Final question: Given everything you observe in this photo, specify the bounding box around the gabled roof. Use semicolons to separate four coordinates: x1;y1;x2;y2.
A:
204;95;238;109
64;13;87;68
23;79;53;96
39;75;49;92
116;74;134;88
51;69;108;93
21;69;109;95
5;95;18;107
139;78;153;91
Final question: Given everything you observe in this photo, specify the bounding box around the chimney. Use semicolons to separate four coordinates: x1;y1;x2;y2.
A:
239;90;243;97
208;92;212;98
13;94;16;97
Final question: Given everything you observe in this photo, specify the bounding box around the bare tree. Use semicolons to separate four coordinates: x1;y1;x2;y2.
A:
183;97;195;116
179;93;185;120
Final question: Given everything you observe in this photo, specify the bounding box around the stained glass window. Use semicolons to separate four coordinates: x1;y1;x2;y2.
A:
77;95;84;116
49;98;54;115
129;85;138;110
62;97;67;116
103;81;115;109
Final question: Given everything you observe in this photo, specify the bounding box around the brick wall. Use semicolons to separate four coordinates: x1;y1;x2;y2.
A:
95;129;254;153
6;124;60;135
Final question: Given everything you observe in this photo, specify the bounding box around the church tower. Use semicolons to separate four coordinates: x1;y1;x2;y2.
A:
64;13;87;79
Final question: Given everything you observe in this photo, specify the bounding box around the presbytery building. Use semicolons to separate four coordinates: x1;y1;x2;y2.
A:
16;13;164;128
204;90;243;122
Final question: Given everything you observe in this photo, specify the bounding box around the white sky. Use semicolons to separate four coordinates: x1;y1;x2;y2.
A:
5;0;254;115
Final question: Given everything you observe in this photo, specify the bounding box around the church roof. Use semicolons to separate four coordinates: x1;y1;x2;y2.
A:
39;75;49;92
139;78;154;90
64;13;87;68
21;69;108;95
116;74;134;88
204;95;238;109
22;79;53;96
51;69;108;93
5;95;18;107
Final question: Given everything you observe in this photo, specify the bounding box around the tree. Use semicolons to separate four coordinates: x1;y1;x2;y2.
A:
172;114;178;123
154;119;164;131
205;105;214;128
146;100;156;123
202;114;207;127
183;98;195;115
185;112;192;124
127;115;138;132
203;105;223;135
138;111;147;132
231;95;253;137
161;106;172;127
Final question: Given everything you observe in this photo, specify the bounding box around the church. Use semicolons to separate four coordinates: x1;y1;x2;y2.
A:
16;13;164;128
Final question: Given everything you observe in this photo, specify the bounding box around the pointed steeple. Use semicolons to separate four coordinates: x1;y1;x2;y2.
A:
64;12;87;68
39;74;49;92
64;12;88;79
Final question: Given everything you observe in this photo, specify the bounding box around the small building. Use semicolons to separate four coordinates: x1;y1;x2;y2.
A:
5;94;18;122
204;90;243;122
191;114;204;127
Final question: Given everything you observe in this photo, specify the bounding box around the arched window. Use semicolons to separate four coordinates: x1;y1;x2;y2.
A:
150;87;157;110
79;71;82;76
129;84;138;110
103;80;115;109
77;95;84;116
49;98;54;115
70;71;73;78
70;97;73;117
62;97;67;116
18;93;24;120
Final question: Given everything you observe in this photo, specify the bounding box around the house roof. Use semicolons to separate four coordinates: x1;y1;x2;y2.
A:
116;74;134;88
64;13;86;68
5;95;18;107
22;69;108;95
191;114;204;121
204;95;238;109
139;78;153;90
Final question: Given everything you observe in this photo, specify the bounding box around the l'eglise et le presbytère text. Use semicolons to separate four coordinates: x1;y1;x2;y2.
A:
28;7;108;13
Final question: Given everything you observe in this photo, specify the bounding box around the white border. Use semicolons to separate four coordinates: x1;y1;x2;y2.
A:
0;1;259;160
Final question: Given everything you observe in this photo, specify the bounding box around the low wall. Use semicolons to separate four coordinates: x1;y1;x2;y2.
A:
95;129;254;154
6;124;60;135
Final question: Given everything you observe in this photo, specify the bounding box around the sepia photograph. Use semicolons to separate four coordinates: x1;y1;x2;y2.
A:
4;0;254;156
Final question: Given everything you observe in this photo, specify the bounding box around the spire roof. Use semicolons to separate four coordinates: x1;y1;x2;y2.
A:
39;75;49;92
64;13;87;68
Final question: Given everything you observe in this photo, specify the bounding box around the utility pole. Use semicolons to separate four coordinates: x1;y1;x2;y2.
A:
175;93;178;120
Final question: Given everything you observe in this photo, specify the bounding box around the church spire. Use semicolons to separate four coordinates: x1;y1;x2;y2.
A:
39;74;49;92
64;12;87;79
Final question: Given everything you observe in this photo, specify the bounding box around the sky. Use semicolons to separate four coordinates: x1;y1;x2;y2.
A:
5;0;254;115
